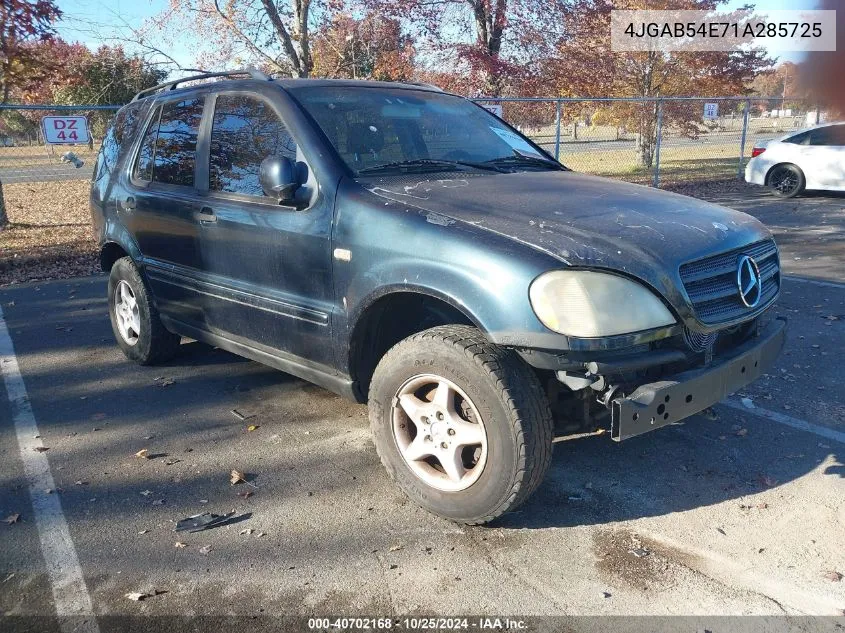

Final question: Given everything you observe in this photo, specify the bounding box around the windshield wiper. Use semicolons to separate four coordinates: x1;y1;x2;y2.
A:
357;158;504;175
482;149;565;171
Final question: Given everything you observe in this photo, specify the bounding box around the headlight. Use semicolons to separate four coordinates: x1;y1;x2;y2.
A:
529;270;675;337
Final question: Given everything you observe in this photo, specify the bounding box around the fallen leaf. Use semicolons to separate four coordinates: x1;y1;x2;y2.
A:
33;446;49;453
822;570;843;582
389;544;403;552
256;532;265;537
158;378;174;387
247;425;259;432
125;592;146;602
230;470;246;485
199;545;211;555
74;480;88;486
628;548;650;558
239;528;254;535
174;542;187;549
3;513;21;525
135;449;149;459
140;490;152;497
138;530;149;535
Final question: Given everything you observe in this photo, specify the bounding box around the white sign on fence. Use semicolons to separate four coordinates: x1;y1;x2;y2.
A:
703;103;719;120
41;116;90;144
481;104;503;118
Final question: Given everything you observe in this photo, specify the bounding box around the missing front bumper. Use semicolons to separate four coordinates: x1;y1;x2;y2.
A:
610;317;787;441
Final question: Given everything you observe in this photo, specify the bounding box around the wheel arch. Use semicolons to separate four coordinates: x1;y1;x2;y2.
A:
765;161;805;186
347;288;479;402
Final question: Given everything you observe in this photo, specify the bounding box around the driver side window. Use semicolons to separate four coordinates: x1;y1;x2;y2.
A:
209;94;297;197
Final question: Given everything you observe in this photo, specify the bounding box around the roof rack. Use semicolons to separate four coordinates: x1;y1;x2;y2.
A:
131;68;272;102
399;81;443;92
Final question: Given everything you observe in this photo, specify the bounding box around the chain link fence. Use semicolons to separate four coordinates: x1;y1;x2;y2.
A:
0;96;822;284
473;96;818;187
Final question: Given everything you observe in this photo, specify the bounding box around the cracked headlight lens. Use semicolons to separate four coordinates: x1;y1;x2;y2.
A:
529;270;676;337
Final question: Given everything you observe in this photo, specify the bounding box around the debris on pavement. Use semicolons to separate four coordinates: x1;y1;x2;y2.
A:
231;409;255;421
741;397;755;409
175;511;242;533
33;446;49;453
174;542;187;549
822;571;843;582
628;548;650;558
152;499;165;506
125;590;166;601
199;545;212;555
135;449;149;459
230;470;247;485
3;513;21;525
247;425;260;432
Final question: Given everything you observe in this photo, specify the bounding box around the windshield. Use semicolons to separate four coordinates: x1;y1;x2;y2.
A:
288;86;559;176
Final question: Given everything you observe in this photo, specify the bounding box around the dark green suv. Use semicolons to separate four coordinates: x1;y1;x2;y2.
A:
91;70;785;524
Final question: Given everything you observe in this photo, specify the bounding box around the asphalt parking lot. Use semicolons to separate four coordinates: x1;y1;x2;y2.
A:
1;183;844;631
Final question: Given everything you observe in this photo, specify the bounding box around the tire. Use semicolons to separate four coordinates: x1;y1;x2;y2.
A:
767;163;805;198
368;325;554;525
108;256;181;365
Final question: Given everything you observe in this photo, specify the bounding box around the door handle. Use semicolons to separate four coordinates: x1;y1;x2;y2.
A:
123;196;136;211
194;206;217;224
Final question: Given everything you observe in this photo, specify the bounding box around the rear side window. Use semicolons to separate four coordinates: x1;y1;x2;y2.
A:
809;124;845;146
783;131;809;145
209;94;297;197
134;106;160;182
132;97;203;186
94;103;146;181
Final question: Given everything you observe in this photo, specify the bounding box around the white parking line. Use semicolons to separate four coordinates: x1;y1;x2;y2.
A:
0;305;99;632
721;398;845;445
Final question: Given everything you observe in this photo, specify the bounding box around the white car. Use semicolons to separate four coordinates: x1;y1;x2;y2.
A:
744;122;845;197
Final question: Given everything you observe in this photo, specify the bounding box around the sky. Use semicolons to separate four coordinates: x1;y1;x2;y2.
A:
54;0;822;73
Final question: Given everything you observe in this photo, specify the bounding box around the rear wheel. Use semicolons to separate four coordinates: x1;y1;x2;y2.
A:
767;163;805;198
368;325;554;524
108;257;181;365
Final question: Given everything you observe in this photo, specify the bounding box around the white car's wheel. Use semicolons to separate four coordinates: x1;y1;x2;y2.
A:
767;163;805;198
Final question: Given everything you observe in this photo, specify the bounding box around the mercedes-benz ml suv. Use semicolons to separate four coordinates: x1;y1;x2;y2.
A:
91;70;786;524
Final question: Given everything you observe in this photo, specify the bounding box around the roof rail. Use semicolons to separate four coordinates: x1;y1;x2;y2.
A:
400;81;443;92
131;68;272;102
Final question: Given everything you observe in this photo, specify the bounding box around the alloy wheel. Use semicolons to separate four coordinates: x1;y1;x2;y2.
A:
391;374;488;492
114;280;141;346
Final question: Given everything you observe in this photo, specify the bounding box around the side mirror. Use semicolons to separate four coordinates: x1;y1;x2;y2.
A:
259;156;300;204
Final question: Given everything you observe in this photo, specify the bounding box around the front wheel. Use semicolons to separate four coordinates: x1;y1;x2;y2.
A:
368;325;554;525
767;163;805;198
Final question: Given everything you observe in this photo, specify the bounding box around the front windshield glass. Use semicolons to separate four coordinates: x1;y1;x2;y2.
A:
288;86;559;176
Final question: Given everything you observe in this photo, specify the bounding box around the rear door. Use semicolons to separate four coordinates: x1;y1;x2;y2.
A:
805;124;845;188
192;90;335;366
123;95;209;326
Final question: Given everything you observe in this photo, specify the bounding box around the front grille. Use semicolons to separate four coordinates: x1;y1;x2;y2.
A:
679;239;780;325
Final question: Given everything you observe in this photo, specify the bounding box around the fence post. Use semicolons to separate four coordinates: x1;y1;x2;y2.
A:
554;100;562;160
653;99;663;188
738;98;751;179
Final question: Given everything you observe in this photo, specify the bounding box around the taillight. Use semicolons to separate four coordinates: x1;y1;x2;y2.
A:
751;147;766;158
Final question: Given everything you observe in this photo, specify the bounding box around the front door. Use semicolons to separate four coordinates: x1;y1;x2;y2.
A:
192;92;335;367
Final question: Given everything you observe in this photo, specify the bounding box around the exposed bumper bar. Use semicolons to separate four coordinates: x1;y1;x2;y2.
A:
610;317;787;441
